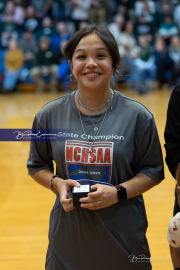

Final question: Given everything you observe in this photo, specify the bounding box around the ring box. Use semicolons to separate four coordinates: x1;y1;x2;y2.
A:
72;184;91;207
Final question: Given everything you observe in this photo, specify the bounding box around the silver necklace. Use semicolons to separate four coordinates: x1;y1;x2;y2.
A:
87;90;114;131
77;95;113;154
76;89;113;110
87;112;105;132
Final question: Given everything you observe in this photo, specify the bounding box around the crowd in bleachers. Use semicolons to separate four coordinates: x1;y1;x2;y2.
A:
0;0;180;94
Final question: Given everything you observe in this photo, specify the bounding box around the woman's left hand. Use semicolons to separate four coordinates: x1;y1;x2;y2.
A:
80;184;119;210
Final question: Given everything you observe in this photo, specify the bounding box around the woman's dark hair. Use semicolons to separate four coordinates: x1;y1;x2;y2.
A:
63;24;121;74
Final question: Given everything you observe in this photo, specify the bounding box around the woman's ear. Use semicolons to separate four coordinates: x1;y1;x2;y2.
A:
68;60;73;72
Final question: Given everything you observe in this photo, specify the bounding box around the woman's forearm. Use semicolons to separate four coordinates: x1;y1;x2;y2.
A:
121;173;162;199
30;170;81;212
30;170;63;193
170;246;180;269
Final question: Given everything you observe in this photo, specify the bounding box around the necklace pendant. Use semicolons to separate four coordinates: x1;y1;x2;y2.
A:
89;146;93;154
94;127;98;132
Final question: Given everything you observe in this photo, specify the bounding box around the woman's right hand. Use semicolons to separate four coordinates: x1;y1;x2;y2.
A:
53;177;80;212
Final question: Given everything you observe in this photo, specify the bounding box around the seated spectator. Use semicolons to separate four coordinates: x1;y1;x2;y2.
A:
16;0;28;8
2;0;25;25
79;21;88;30
24;6;39;33
159;15;179;45
108;14;125;44
30;36;58;94
169;36;180;85
135;0;156;17
51;22;71;52
13;0;25;26
19;30;38;69
134;14;154;42
37;17;56;39
156;0;173;14
65;21;76;35
0;13;18;48
0;1;22;24
29;0;52;19
57;40;71;91
140;2;156;25
4;0;14;16
2;38;24;93
89;0;110;24
154;37;174;88
173;1;180;28
117;20;140;91
116;0;135;21
51;0;66;22
70;0;91;31
118;21;138;58
155;2;173;29
0;0;8;16
134;35;156;93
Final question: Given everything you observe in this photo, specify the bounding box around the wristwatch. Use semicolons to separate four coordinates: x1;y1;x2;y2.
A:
115;185;127;202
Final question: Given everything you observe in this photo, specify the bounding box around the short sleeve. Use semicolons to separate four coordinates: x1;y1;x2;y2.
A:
27;115;54;175
164;83;180;179
134;116;164;181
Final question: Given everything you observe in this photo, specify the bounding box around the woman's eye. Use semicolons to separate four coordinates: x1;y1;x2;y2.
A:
77;55;86;59
98;54;106;58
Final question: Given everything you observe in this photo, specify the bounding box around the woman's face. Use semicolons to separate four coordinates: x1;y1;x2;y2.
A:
171;36;180;48
155;39;165;52
125;21;133;33
9;40;17;50
69;33;113;90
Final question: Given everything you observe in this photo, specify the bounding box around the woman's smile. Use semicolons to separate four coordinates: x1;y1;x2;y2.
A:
83;72;102;78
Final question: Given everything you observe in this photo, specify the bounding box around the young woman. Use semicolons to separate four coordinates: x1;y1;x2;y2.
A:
27;24;164;270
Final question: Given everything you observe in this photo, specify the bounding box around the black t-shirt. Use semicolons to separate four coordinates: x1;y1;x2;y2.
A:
165;82;180;178
35;47;57;66
164;82;180;215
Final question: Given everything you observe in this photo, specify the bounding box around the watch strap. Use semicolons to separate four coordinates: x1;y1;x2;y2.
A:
115;184;127;202
49;175;59;195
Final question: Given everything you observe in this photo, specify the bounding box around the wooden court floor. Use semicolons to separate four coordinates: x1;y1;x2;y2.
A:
0;88;177;270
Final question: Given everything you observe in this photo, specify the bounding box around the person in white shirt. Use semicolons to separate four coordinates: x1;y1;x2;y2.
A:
108;14;124;45
173;2;180;28
70;0;91;31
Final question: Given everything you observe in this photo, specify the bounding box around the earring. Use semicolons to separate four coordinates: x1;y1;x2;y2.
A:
70;73;77;82
112;70;120;80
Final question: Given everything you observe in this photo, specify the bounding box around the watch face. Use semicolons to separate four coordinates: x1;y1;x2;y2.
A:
117;186;127;201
